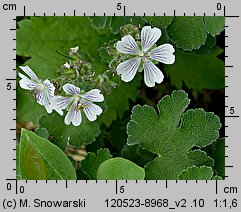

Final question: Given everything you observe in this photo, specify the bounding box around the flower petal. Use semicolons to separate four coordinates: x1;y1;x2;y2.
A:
18;73;38;90
64;100;82;126
116;35;141;55
80;89;104;102
43;79;55;98
63;83;80;95
19;66;39;81
51;96;72;115
143;61;164;87
116;57;141;82
141;26;162;52
35;89;52;113
82;100;102;122
149;44;175;64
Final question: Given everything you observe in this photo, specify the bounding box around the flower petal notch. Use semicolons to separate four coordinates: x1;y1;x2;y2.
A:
149;44;175;64
116;58;141;82
116;26;175;87
116;35;141;55
51;83;104;126
18;66;55;113
143;61;164;87
141;26;162;52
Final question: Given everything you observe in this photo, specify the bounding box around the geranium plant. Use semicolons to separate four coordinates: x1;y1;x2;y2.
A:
16;16;225;180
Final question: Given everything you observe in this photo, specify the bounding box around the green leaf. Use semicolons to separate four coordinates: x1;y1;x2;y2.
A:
204;16;225;36
34;128;49;139
167;17;207;51
16;144;22;180
98;46;113;64
76;168;90;180
17;17;113;123
17;88;47;124
212;175;223;180
122;144;156;167
164;47;224;91
212;138;225;178
18;128;76;180
97;76;141;127
17;17;113;77
110;16;145;34
127;90;221;179
81;148;112;179
187;150;214;167
178;166;213;180
88;17;107;29
86;131;106;153
97;157;145;180
110;119;128;151
143;16;174;29
193;34;216;55
38;112;100;150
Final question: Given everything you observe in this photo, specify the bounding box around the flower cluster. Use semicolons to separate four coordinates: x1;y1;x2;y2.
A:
18;26;175;126
18;66;104;126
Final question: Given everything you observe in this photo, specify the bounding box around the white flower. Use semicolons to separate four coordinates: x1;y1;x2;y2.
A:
70;46;79;55
51;83;104;126
116;26;175;87
62;62;71;69
18;66;55;113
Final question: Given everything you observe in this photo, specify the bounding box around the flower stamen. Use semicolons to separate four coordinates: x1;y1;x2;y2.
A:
75;101;87;111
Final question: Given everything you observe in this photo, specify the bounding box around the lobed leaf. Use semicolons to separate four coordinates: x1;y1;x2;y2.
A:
38;112;100;150
164;47;224;91
204;16;225;36
167;17;207;51
178;166;213;180
143;16;174;29
127;90;221;179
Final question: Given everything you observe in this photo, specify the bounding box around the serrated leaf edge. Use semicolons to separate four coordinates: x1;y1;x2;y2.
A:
177;165;213;180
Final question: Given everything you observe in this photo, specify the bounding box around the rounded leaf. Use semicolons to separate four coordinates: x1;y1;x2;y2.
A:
167;17;207;51
97;158;145;180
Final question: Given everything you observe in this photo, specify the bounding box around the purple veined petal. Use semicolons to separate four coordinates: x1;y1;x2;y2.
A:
149;44;175;64
116;57;141;82
35;89;52;113
64;99;82;126
19;66;39;81
63;83;80;95
51;96;72;116
80;89;104;103
44;100;53;114
143;60;164;87
18;73;38;90
81;100;103;122
141;26;162;53
43;79;55;98
116;35;141;55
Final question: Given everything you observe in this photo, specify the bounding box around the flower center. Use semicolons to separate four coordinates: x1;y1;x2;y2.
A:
33;84;47;99
74;101;87;111
139;51;150;63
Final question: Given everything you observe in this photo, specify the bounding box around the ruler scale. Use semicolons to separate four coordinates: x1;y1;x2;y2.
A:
1;0;240;211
